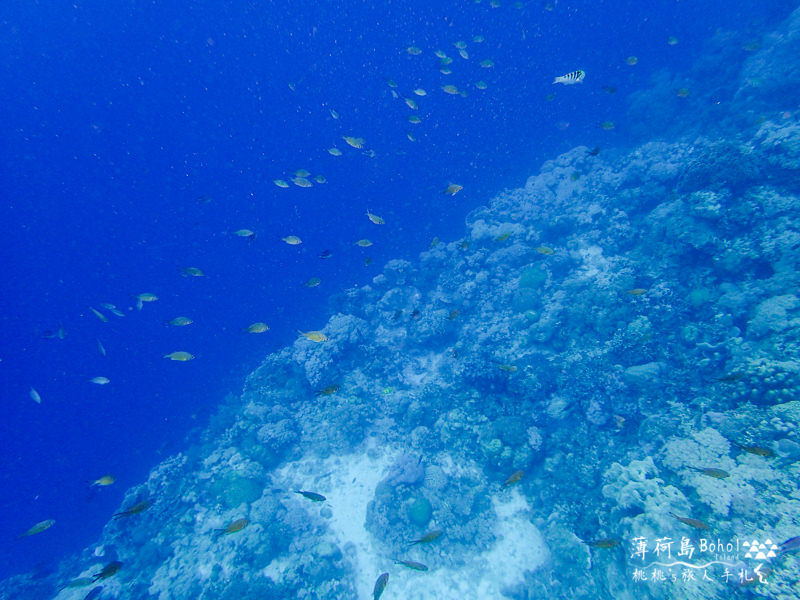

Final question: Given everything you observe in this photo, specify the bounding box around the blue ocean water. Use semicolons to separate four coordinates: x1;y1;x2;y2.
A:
1;0;798;597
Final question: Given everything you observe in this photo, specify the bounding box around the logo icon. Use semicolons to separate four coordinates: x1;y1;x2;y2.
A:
742;539;779;560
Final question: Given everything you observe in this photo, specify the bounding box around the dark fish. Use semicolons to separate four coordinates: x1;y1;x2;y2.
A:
84;586;103;600
214;518;249;537
584;538;621;548
733;442;775;457
196;195;212;204
373;572;389;600
690;467;730;479
779;535;800;555
92;561;121;582
602;85;617;94
587;147;600;156
394;559;428;571
315;385;340;396
503;470;524;488
296;490;326;502
113;500;152;519
715;372;744;383
409;529;443;545
41;325;66;340
58;576;95;590
669;512;710;530
318;250;333;259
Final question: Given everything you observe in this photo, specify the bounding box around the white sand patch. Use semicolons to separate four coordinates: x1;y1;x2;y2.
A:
272;447;549;599
388;489;549;600
262;556;292;583
401;351;449;387
272;439;394;598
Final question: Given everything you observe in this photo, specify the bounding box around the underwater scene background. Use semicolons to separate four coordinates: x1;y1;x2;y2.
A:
2;0;799;598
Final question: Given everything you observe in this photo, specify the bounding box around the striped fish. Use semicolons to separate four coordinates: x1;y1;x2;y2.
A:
553;70;585;85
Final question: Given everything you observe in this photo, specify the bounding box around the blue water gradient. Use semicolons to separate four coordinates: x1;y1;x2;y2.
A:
0;0;794;590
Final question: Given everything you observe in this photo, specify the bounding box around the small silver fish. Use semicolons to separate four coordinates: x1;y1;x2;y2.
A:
29;387;42;404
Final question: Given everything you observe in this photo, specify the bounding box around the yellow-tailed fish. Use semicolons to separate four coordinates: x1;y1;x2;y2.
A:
292;177;313;188
90;376;110;385
443;183;463;195
343;136;365;149
214;517;249;537
97;339;106;356
690;467;730;479
181;267;205;277
298;330;328;342
304;277;321;288
273;179;290;188
89;306;109;322
164;351;195;361
100;303;125;317
166;316;193;327
367;210;385;224
245;322;269;334
282;235;302;245
409;529;443;545
355;239;373;247
234;229;256;240
135;293;158;311
328;148;343;156
18;519;55;538
316;385;340;396
92;475;115;487
113;500;152;519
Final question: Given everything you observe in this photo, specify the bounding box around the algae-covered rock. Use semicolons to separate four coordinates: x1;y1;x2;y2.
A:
407;496;432;527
